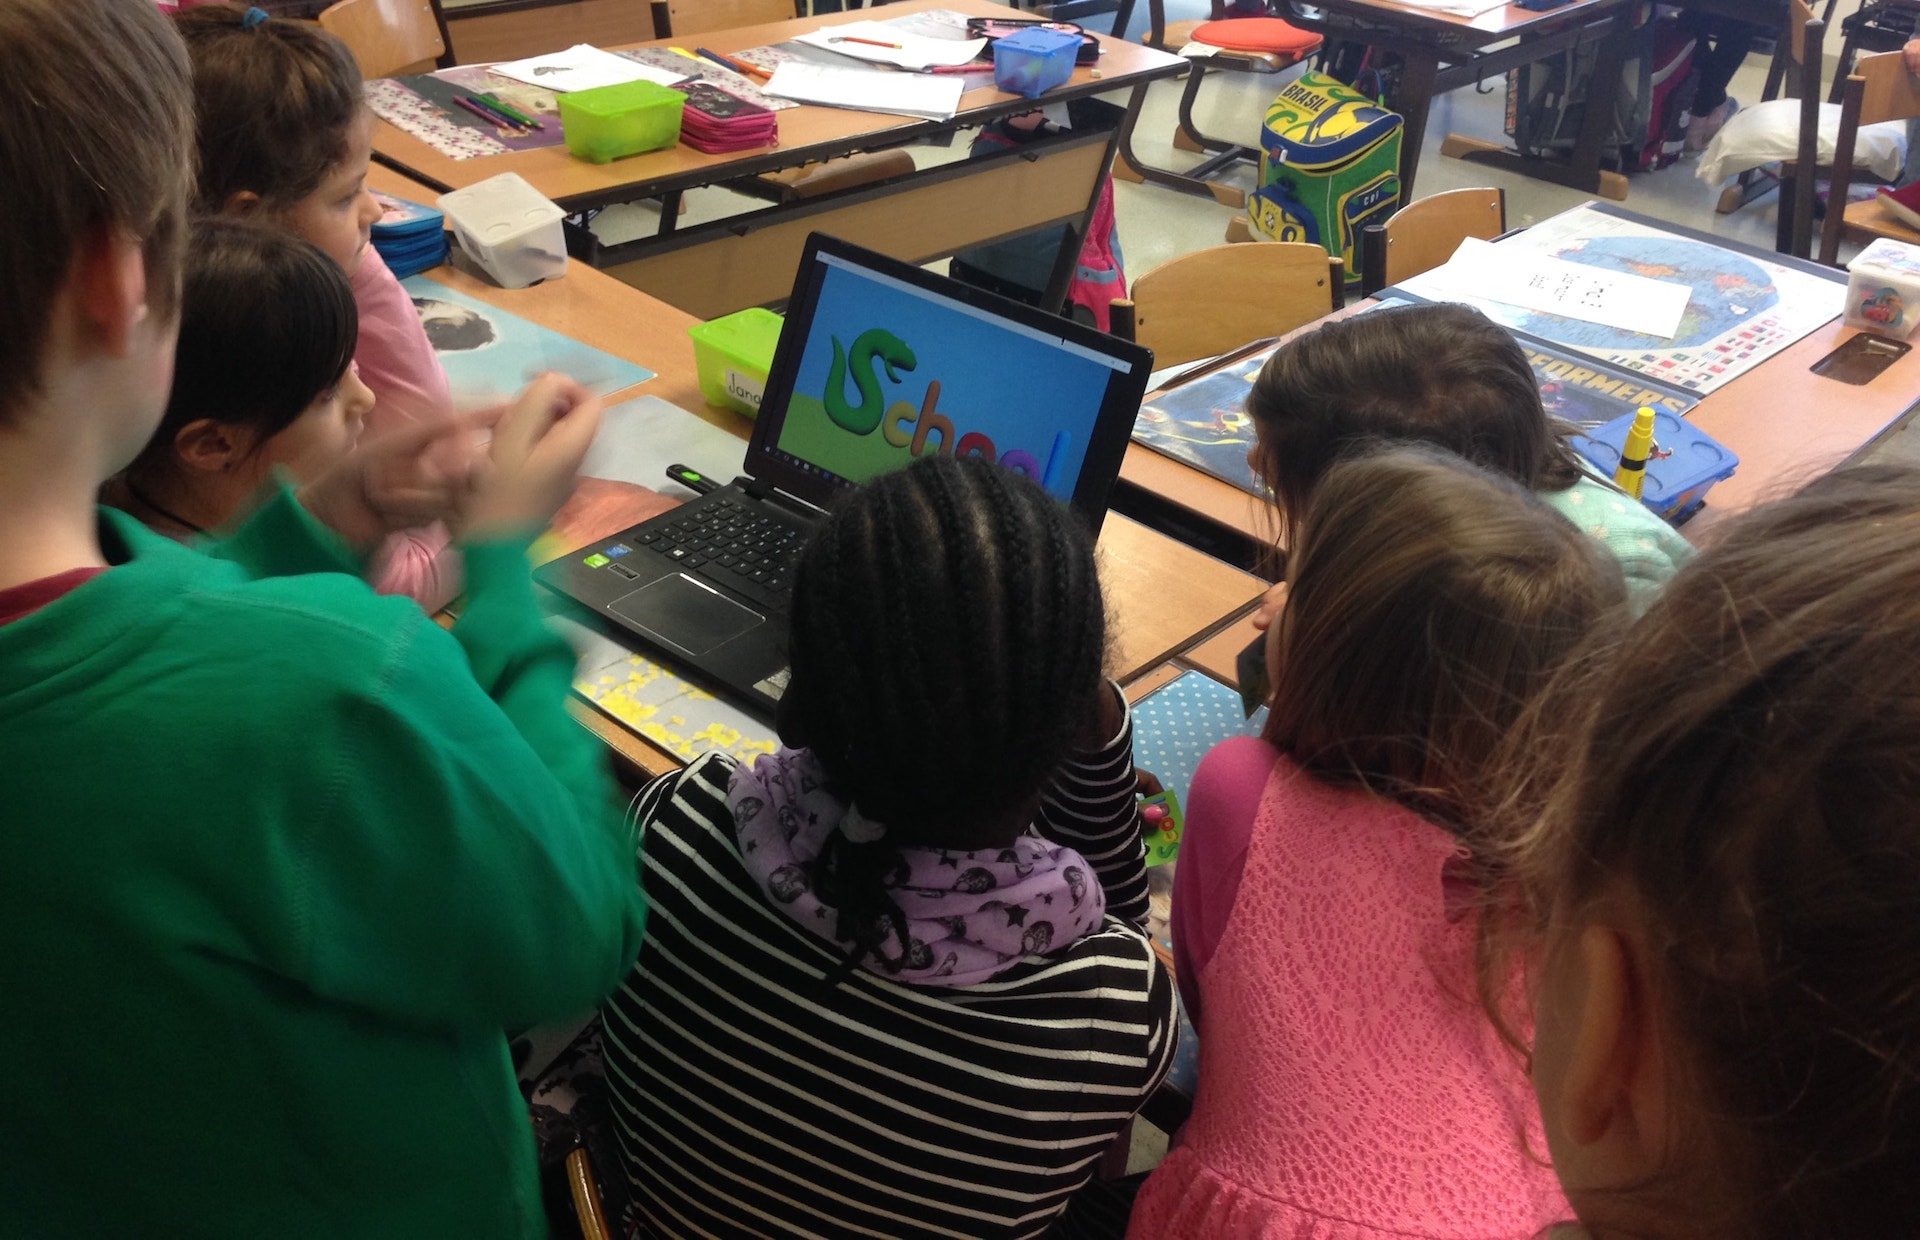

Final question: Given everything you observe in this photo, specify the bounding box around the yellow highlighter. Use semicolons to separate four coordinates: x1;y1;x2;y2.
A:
1614;406;1656;502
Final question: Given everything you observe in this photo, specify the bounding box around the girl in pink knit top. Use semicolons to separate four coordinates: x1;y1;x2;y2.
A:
1130;447;1625;1240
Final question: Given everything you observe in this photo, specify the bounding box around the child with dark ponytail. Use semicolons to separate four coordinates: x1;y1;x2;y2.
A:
599;454;1176;1239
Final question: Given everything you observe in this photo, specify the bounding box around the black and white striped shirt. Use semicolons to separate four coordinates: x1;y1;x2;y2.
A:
601;725;1176;1239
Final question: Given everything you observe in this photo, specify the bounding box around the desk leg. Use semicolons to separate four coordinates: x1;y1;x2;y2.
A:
1438;5;1635;201
1563;3;1634;193
1390;52;1439;197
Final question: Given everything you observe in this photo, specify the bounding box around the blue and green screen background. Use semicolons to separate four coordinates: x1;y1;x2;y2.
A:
770;260;1121;502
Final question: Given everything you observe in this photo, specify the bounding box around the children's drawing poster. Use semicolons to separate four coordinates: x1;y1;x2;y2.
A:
1130;349;1275;496
402;276;654;405
1393;204;1844;395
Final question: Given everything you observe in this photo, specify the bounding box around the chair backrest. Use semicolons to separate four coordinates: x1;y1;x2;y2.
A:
1819;50;1920;263
1787;0;1817;67
318;0;445;79
1360;187;1505;294
651;0;794;39
1112;241;1343;368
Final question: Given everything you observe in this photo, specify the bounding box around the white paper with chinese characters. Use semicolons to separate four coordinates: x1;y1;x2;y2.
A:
1420;236;1693;339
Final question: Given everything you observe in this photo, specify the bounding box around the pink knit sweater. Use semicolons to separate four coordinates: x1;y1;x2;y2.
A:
1129;741;1568;1239
351;247;460;611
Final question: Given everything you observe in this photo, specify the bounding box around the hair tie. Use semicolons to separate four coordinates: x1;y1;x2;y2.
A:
241;7;270;30
841;806;887;844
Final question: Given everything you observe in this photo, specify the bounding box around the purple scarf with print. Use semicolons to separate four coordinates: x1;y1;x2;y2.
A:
728;748;1107;987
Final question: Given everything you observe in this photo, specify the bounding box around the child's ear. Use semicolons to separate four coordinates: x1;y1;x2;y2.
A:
1555;924;1673;1179
172;419;257;475
72;225;151;358
221;189;265;217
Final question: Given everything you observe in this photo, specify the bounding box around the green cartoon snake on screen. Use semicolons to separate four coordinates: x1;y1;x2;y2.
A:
817;327;1066;485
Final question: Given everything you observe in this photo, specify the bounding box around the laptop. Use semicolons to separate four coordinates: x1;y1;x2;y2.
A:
536;232;1155;718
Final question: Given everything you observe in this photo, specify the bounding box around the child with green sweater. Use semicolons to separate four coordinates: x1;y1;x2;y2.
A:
0;0;644;1233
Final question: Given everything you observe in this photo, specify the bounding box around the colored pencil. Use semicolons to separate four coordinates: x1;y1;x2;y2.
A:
476;91;544;130
695;46;771;81
453;94;519;133
829;35;904;48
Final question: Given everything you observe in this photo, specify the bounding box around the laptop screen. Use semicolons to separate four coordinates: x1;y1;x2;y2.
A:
744;234;1153;530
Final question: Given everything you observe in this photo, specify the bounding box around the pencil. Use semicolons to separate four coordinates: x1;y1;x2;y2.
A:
830;35;904;48
695;46;771;81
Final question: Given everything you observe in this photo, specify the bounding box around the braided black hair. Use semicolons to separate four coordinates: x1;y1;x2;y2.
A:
780;455;1108;975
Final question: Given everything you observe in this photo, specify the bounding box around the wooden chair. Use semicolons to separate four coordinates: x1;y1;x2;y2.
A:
1111;241;1343;368
1114;0;1322;208
650;0;796;38
1819;50;1920;265
318;0;448;79
1713;0;1831;244
567;1147;614;1240
1358;186;1505;295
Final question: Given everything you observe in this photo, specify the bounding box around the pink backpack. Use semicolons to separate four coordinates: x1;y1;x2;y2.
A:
1069;177;1127;333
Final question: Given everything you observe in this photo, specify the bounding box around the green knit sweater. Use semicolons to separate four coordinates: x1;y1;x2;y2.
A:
0;488;646;1236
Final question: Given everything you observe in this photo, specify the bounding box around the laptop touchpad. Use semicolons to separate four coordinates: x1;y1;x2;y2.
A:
609;575;763;657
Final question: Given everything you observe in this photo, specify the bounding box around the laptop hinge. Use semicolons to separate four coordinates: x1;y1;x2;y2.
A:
745;477;828;519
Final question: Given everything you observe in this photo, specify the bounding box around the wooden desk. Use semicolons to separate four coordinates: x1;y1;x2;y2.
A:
372;0;1185;319
1276;0;1638;198
379;165;1265;779
1116;205;1920;559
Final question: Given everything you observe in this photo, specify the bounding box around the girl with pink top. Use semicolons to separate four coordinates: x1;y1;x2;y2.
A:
1130;446;1625;1240
176;5;460;609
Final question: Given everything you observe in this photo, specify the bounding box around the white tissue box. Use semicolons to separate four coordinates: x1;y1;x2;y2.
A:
1845;238;1920;339
437;173;567;290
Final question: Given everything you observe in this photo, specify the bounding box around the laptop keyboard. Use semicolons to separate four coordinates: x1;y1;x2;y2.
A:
636;497;804;608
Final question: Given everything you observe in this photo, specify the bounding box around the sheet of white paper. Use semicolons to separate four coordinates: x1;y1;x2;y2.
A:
1423;237;1693;339
764;61;964;120
792;21;987;69
492;44;686;93
578;394;749;489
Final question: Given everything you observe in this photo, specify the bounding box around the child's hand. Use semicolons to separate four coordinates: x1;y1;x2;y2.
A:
298;411;488;553
458;373;605;544
1906;38;1920;76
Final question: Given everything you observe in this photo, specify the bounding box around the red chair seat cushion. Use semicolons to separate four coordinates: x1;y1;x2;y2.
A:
1191;17;1324;56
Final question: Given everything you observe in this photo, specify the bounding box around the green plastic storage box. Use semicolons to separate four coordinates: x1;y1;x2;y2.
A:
559;79;685;164
690;307;784;417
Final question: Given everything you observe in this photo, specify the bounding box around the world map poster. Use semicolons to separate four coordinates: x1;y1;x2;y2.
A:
1394;204;1844;396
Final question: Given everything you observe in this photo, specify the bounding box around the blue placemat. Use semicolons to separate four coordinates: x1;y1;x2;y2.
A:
1131;670;1265;802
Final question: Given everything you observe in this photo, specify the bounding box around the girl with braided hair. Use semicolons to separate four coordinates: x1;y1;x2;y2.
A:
599;454;1175;1238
